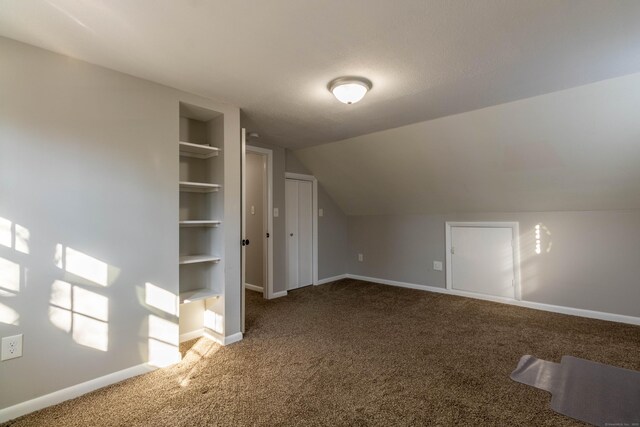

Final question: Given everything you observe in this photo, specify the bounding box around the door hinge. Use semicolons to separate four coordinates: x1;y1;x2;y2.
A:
451;246;455;255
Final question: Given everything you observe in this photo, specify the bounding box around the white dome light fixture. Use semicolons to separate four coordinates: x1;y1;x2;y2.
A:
328;77;372;104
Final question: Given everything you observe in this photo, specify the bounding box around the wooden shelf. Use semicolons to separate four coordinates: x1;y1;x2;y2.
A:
179;288;222;304
179;220;221;227
179;181;221;193
179;141;220;159
179;255;221;265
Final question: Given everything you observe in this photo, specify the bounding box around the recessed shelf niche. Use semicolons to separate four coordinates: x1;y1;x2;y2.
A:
178;102;225;311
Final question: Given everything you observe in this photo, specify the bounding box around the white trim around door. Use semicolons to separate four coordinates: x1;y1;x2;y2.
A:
284;172;318;286
247;145;275;299
445;221;522;301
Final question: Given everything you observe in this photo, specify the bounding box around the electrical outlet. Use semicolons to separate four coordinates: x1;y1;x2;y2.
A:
1;334;23;361
433;261;443;271
358;253;363;262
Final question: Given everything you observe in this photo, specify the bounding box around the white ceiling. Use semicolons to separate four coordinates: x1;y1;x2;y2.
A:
2;1;640;148
295;73;640;215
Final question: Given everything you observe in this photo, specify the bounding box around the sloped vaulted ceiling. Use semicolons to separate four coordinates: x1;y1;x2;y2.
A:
2;1;640;148
294;73;640;215
2;1;640;215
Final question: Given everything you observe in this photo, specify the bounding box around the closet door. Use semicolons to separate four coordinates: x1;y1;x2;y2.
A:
450;226;515;298
297;180;313;287
286;179;299;289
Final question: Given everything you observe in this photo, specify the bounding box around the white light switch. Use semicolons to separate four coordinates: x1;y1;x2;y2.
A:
251;205;255;215
358;253;363;262
433;261;443;271
273;208;279;217
319;208;324;217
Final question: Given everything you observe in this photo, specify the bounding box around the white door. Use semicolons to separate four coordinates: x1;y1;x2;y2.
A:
297;180;313;286
285;179;299;290
450;226;515;298
286;179;313;289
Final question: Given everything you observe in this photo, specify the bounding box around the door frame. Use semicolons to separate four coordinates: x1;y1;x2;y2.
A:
246;145;274;299
445;221;522;301
285;172;318;287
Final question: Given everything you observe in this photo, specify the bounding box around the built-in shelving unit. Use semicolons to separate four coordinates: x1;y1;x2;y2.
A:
179;181;221;193
179;141;221;159
178;102;225;337
179;255;221;265
179;288;223;304
179;220;221;227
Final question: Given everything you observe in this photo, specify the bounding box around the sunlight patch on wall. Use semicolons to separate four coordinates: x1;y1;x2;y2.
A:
73;313;108;351
0;301;19;325
49;306;72;333
15;224;30;254
0;217;30;254
147;314;179;367
50;280;72;309
0;257;20;294
145;282;178;316
149;314;178;345
73;286;108;322
148;339;180;368
49;280;73;332
203;307;223;335
62;246;108;286
48;280;109;351
534;223;553;255
0;218;11;248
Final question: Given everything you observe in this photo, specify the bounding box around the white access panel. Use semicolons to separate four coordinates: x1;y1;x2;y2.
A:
450;226;515;298
297;180;313;287
285;179;299;290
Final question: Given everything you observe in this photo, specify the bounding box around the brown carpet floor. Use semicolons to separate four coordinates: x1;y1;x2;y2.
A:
4;279;640;426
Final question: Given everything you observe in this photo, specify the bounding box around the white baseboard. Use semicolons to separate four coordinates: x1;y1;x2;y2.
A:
244;283;264;292
222;332;243;345
203;330;243;346
183;329;243;346
0;363;156;423
270;290;288;299
346;274;640;326
316;274;348;286
180;329;204;343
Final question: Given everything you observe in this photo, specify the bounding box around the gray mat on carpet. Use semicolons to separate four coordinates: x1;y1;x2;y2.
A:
511;355;640;426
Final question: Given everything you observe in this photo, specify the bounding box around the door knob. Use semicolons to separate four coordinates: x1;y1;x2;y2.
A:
290;233;294;237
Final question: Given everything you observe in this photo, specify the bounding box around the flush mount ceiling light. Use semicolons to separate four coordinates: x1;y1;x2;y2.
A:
328;77;372;104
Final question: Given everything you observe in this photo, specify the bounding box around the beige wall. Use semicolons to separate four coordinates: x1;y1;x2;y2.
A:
295;72;640;216
238;143;350;294
348;210;640;318
286;150;348;279
0;37;240;410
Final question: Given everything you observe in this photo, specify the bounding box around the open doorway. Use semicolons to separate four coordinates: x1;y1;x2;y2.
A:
242;143;273;332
